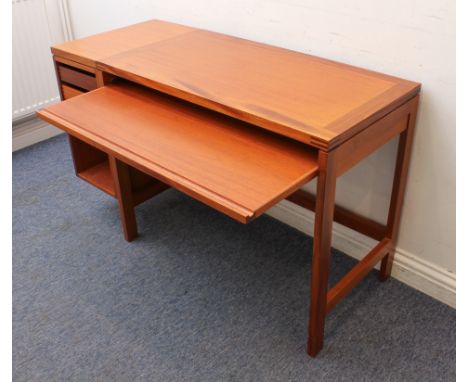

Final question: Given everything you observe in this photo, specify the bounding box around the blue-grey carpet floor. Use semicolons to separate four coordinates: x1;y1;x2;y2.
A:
13;134;455;382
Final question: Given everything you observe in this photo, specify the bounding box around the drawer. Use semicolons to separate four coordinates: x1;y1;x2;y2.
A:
58;65;97;91
62;84;84;100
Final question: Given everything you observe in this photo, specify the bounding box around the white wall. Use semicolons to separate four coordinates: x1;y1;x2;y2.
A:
67;0;455;278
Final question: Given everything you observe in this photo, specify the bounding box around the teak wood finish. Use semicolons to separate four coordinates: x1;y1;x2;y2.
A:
38;82;319;224
39;19;421;358
61;84;84;100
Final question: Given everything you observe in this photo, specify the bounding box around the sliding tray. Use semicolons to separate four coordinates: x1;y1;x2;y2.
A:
37;81;319;223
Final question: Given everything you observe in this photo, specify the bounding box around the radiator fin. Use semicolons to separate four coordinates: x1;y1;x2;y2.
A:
13;0;60;121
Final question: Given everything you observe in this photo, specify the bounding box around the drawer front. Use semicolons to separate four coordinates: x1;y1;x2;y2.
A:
58;65;97;91
62;84;84;100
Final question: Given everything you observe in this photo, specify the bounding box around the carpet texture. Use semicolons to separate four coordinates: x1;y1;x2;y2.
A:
13;134;455;381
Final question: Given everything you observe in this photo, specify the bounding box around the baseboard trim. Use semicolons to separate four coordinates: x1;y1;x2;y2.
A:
13;118;63;152
267;200;456;308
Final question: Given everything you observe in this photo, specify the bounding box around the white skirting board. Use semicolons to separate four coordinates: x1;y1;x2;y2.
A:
13;118;63;152
267;200;456;308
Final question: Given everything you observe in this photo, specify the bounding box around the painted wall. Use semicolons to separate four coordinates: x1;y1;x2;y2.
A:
67;0;456;275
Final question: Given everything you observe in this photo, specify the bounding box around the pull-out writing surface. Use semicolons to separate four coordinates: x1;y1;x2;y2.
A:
38;82;319;223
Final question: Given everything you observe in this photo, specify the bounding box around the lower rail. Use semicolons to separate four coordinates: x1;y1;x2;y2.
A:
326;238;392;313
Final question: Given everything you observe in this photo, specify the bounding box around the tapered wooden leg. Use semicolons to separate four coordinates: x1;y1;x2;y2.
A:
308;150;337;357
380;98;418;280
109;156;138;242
379;253;393;281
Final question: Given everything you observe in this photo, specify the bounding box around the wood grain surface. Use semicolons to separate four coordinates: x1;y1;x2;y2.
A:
37;81;319;223
61;84;84;100
52;20;194;68
52;19;420;150
96;26;420;149
46;19;422;358
57;65;97;91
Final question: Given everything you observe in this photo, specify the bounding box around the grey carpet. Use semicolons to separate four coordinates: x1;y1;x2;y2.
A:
13;134;455;382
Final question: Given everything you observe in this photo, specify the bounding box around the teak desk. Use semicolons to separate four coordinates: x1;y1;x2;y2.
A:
37;19;420;357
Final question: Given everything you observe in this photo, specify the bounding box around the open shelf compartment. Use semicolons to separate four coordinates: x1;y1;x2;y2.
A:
78;160;115;197
68;136;167;205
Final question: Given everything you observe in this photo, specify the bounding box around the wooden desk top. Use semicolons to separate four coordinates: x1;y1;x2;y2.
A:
52;19;420;150
38;82;318;223
52;20;194;68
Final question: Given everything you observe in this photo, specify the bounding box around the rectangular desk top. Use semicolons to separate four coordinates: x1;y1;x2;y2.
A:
52;20;421;151
38;82;318;223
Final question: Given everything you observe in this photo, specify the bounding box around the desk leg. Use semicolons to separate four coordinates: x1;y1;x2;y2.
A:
379;102;418;280
109;156;138;242
308;150;336;357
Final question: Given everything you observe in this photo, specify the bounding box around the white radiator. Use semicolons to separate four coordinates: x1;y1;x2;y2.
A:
12;0;64;121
